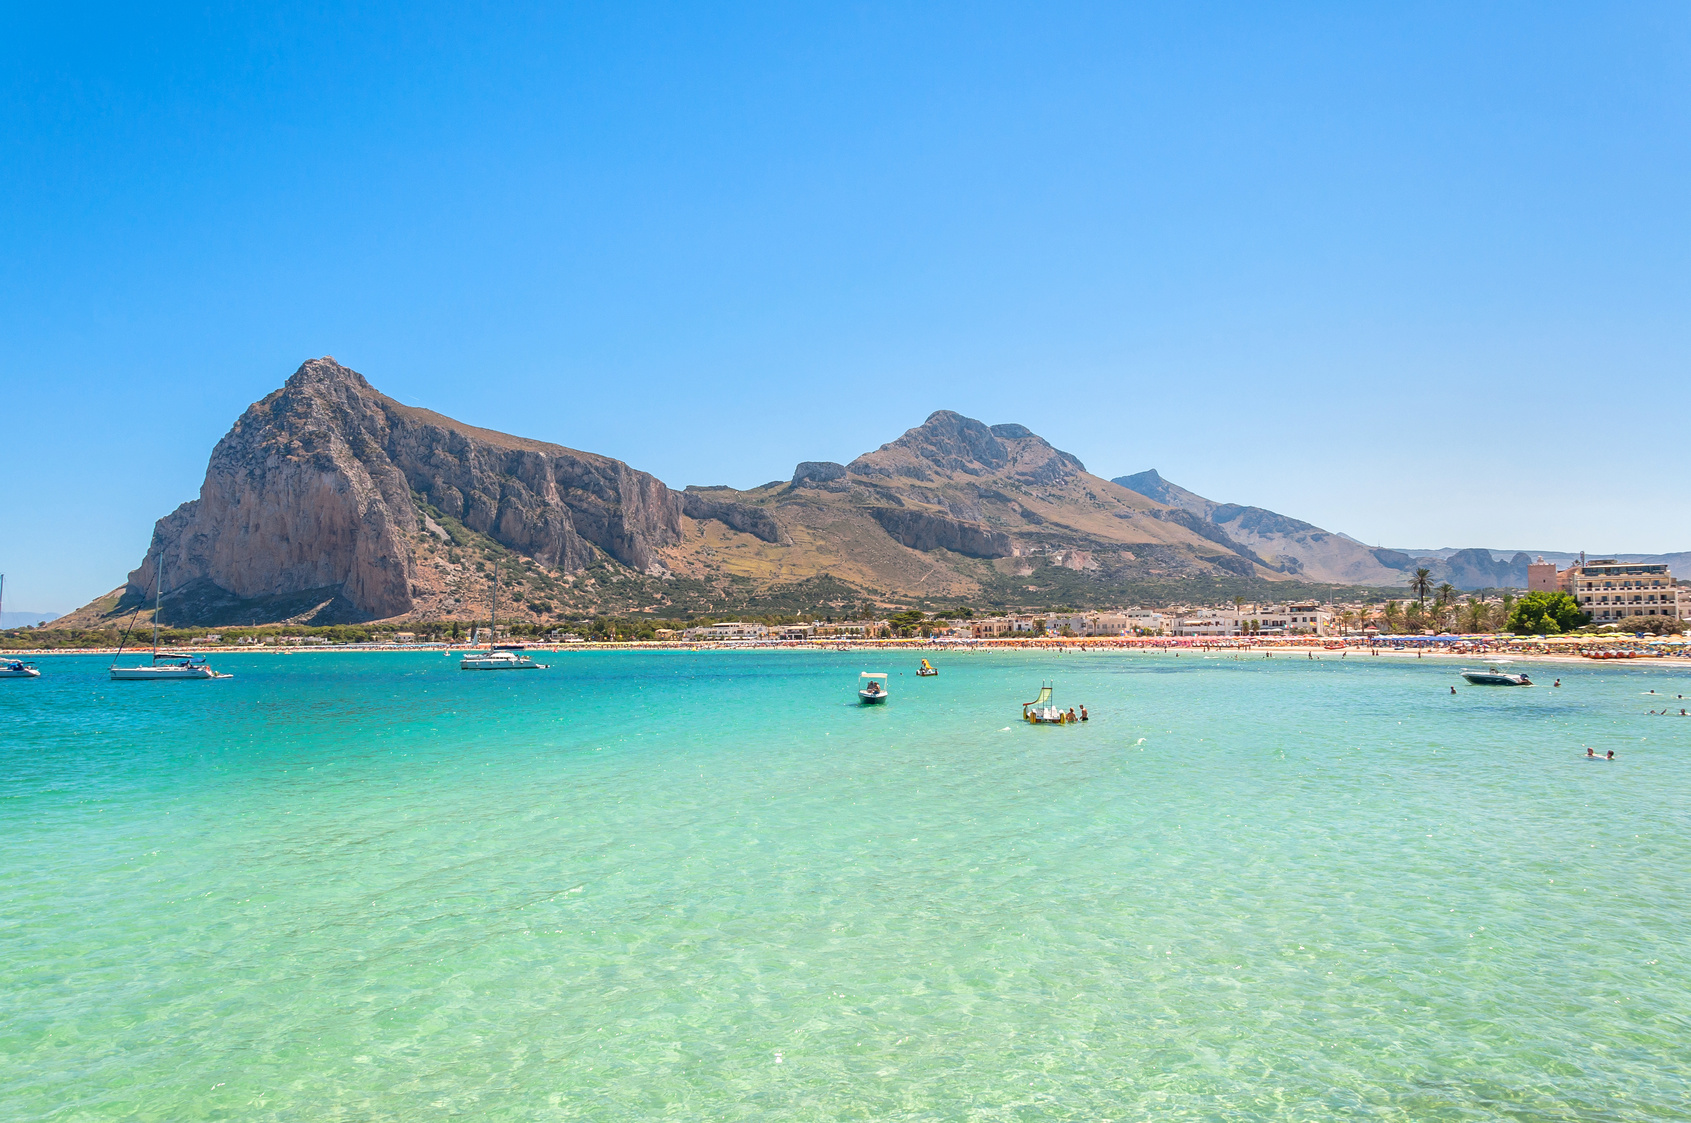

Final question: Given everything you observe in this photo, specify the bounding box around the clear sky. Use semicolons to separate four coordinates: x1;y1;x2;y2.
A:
3;2;1687;612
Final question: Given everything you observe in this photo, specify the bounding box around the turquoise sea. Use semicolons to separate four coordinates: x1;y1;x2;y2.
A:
3;648;1690;1121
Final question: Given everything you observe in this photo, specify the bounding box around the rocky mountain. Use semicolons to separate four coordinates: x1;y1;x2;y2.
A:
54;361;1293;628
1111;470;1539;590
660;410;1294;610
1111;470;1412;584
62;358;684;627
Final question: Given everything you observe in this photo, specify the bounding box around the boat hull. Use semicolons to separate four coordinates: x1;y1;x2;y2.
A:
460;657;546;670
110;666;221;680
859;691;888;703
1460;672;1530;686
0;667;41;678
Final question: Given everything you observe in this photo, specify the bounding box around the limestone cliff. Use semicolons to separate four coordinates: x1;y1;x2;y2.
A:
123;358;682;623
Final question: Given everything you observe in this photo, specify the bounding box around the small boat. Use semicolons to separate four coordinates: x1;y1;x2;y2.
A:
461;562;547;670
0;576;41;677
110;555;229;681
858;672;889;703
461;647;548;670
1023;681;1073;723
917;659;937;677
1460;668;1533;686
111;653;225;680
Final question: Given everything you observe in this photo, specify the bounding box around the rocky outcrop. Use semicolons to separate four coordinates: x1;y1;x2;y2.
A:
124;358;682;620
792;461;847;485
868;507;1012;559
681;489;783;543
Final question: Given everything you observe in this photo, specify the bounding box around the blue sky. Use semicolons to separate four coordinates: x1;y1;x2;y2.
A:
3;2;1688;612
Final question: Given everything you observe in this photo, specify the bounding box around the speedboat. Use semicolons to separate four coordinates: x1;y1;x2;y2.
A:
1460;668;1532;686
859;672;889;703
916;659;937;676
461;647;547;670
111;653;226;680
0;659;41;679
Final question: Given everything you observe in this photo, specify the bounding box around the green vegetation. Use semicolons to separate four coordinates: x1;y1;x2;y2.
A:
1609;615;1684;636
1506;591;1590;636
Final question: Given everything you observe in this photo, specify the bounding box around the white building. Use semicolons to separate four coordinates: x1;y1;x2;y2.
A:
684;622;771;640
1564;560;1683;623
1169;611;1239;637
1124;610;1166;634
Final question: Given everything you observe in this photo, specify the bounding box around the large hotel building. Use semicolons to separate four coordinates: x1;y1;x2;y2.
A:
1530;557;1685;623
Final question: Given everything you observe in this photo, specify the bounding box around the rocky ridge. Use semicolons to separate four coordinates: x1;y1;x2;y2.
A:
57;363;1309;629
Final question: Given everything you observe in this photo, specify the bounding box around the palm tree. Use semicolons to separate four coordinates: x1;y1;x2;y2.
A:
1382;600;1404;633
1436;582;1456;608
1461;597;1490;635
1408;567;1433;604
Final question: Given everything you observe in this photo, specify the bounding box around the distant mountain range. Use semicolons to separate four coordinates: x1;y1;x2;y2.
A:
1110;470;1691;588
44;358;1688;630
1;611;60;628
52;359;1305;629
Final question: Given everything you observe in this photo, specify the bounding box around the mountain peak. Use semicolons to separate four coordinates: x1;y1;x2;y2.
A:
848;410;1084;482
1114;469;1171;503
284;356;372;392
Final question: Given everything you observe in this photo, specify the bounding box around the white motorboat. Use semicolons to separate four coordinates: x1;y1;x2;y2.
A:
110;555;229;681
1460;668;1532;686
858;671;889;703
0;575;37;677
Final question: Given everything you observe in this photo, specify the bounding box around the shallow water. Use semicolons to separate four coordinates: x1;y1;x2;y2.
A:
2;648;1689;1120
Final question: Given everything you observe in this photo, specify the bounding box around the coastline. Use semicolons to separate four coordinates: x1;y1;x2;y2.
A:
14;636;1691;668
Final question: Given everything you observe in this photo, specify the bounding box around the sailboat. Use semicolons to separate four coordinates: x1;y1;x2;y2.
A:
461;558;547;670
110;554;228;680
0;575;41;678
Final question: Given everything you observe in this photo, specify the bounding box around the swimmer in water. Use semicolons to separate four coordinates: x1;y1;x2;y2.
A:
1450;686;1457;694
1553;679;1560;687
1587;747;1595;758
1606;750;1615;760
